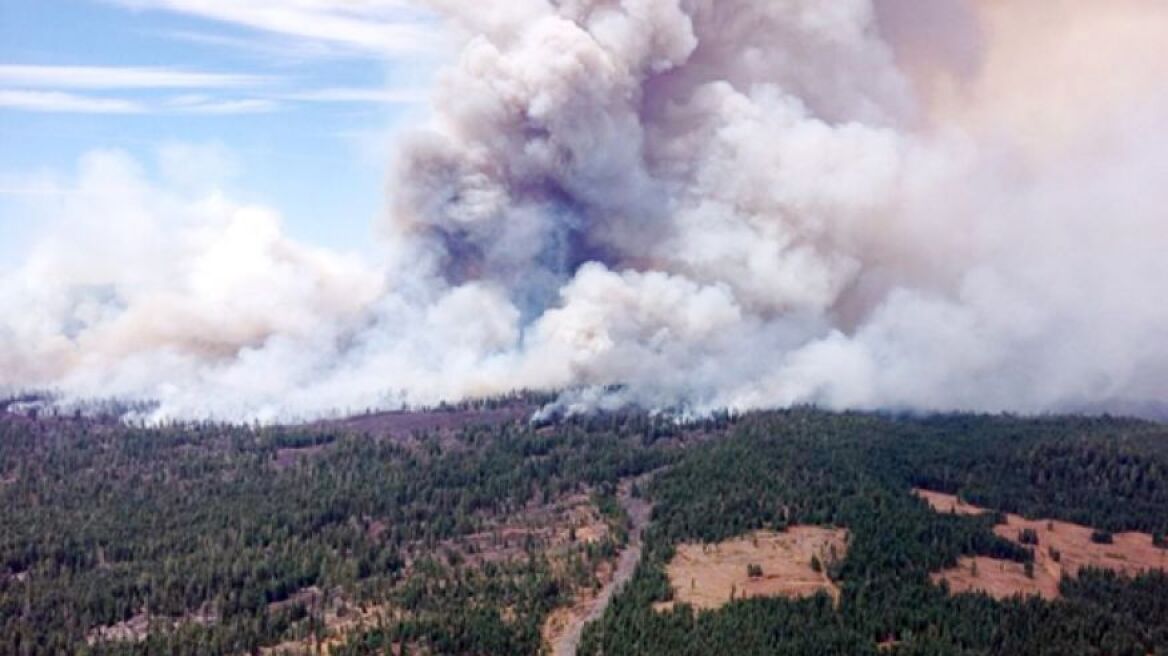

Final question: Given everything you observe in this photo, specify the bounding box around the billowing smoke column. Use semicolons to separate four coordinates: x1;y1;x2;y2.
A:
3;0;1168;421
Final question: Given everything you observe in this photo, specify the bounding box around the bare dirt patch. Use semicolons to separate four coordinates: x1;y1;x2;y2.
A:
917;489;1168;600
656;526;849;612
935;556;1059;599
541;560;616;653
914;488;990;517
86;605;217;646
261;588;399;655
425;492;611;569
87;613;154;645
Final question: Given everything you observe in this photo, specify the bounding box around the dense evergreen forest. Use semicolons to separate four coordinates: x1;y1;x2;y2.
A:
0;396;698;654
1;398;1166;655
579;412;1168;656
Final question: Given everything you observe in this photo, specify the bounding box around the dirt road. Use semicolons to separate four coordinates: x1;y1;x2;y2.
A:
551;478;653;656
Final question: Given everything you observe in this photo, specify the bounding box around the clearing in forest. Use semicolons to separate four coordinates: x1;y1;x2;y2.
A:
655;527;848;612
916;489;1168;600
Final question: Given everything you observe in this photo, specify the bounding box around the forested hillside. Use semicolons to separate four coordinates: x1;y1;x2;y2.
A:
2;402;1166;655
579;411;1168;656
1;397;706;654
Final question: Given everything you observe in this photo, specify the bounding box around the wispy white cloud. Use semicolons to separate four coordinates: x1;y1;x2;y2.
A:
0;89;281;115
109;0;444;57
0;90;145;114
160;29;350;61
182;98;281;114
0;65;274;89
280;87;427;104
0;65;423;115
0;187;143;196
165;94;281;114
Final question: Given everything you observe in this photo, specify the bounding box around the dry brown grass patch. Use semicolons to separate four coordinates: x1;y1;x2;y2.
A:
916;489;1168;600
656;527;848;612
914;488;991;517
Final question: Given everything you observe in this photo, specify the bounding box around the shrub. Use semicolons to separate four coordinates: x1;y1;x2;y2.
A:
1090;530;1114;545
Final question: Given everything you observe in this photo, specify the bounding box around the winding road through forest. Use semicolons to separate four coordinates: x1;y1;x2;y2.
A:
552;479;654;656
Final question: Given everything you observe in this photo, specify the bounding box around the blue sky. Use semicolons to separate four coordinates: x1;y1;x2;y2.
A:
0;0;442;262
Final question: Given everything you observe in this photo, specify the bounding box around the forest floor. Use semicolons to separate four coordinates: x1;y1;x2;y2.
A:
917;489;1168;599
426;491;611;568
260;592;399;655
257;491;615;655
86;605;218;646
654;526;849;612
545;475;654;656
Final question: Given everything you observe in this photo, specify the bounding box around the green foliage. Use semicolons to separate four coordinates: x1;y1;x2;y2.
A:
0;406;675;654
579;410;1168;656
3;405;1166;655
1018;528;1039;546
1092;530;1115;545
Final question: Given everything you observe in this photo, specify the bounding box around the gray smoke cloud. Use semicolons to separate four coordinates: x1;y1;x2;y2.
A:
3;0;1168;421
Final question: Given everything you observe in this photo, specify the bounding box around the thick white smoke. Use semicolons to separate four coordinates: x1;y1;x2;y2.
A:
3;0;1168;421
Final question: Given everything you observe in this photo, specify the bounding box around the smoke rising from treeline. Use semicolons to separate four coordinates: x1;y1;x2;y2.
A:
3;0;1167;421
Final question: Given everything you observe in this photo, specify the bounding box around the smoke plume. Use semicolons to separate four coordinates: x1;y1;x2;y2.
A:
3;0;1168;421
